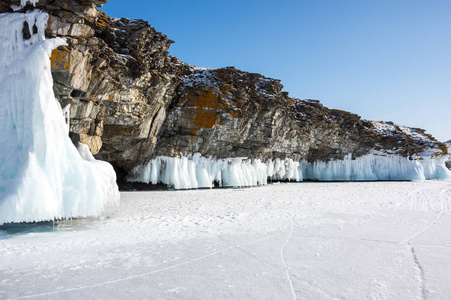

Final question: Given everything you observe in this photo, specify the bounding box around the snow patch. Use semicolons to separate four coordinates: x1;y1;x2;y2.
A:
0;11;119;224
371;121;442;158
21;0;39;7
255;77;274;98
11;0;39;11
182;69;219;88
188;65;214;72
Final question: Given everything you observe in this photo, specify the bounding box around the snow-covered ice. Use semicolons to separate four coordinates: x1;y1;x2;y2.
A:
128;153;451;189
1;180;450;299
0;11;119;224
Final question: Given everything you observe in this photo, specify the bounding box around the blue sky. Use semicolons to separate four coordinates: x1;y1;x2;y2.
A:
103;0;451;142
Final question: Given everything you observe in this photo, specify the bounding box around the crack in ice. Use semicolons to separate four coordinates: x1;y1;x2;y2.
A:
281;219;297;300
406;212;444;245
402;189;448;300
411;246;427;300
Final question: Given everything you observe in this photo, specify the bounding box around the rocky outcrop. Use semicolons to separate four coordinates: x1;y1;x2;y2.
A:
155;67;447;163
2;0;187;171
1;0;448;186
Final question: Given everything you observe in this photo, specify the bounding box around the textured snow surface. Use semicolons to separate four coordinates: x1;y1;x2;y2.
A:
1;180;450;299
0;11;119;224
128;153;451;189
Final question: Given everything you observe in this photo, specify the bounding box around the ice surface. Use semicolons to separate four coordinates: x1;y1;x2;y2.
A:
2;181;451;299
128;152;451;189
0;11;119;224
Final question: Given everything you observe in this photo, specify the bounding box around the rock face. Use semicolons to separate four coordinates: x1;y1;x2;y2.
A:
1;0;448;185
156;67;447;163
2;0;186;171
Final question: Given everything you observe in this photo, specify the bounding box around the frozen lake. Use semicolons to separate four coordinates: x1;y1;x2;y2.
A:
1;180;451;299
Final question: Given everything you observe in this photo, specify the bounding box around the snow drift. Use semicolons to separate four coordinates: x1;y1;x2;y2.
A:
0;10;119;224
128;153;451;189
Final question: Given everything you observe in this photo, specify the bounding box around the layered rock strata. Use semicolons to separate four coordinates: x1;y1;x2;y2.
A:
156;67;447;162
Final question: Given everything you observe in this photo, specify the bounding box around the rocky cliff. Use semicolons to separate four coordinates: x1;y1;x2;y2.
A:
2;0;187;172
2;0;448;187
155;67;447;162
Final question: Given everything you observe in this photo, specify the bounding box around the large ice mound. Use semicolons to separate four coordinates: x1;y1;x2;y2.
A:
0;11;120;224
128;153;451;189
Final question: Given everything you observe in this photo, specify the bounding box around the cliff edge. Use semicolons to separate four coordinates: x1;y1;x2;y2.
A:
2;0;448;187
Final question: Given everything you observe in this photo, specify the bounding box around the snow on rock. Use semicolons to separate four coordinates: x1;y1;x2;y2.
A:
370;121;443;157
182;68;219;89
128;152;450;189
0;11;119;224
21;0;39;6
11;0;39;11
371;121;432;142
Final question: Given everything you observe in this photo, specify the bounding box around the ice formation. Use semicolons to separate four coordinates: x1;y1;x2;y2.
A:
128;152;450;189
127;154;277;189
0;10;119;224
301;153;450;181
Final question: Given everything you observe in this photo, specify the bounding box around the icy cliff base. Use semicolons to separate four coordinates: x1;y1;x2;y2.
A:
0;11;119;224
128;153;451;189
128;154;283;190
302;153;450;181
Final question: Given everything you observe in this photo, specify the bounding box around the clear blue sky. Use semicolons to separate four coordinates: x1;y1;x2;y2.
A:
102;0;451;142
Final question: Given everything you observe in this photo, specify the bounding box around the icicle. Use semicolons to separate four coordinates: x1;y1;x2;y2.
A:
300;154;450;181
0;11;119;224
127;154;301;189
127;152;450;190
